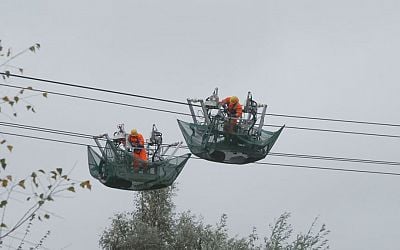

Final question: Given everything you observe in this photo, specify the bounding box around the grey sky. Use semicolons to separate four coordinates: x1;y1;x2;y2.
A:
1;0;400;249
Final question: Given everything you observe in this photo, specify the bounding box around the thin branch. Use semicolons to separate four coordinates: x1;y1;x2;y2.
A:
0;48;30;68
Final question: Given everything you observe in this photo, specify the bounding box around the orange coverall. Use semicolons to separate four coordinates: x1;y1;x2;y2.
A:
221;97;243;133
221;97;243;118
129;134;148;169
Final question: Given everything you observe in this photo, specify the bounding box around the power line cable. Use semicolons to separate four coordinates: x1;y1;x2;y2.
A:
0;83;194;118
2;130;400;177
1;82;400;139
2;121;400;167
0;131;88;147
0;72;189;105
2;72;400;128
0;121;93;139
253;161;400;176
268;152;400;166
266;124;400;139
265;113;400;128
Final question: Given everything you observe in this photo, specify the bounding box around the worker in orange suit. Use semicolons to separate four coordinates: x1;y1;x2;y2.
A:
220;96;243;133
129;129;148;170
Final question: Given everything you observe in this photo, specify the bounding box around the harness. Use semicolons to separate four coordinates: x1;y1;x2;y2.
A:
227;102;238;117
129;135;144;152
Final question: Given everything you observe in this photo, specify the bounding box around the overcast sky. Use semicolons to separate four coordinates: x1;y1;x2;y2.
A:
1;0;400;249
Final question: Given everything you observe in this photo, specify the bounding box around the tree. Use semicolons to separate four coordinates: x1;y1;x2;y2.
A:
100;185;329;250
264;212;329;250
0;40;91;248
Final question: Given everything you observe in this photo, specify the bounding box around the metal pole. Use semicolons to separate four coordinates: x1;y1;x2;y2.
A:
199;100;211;125
257;105;267;136
187;99;197;124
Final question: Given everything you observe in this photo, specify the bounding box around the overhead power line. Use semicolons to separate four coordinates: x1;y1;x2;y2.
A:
0;121;93;139
1;72;400;128
0;83;194;118
265;113;400;128
253;162;400;176
0;131;87;147
2;129;400;177
1;82;400;139
0;72;189;105
2;121;400;167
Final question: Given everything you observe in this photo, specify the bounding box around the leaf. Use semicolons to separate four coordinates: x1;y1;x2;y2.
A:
31;107;36;113
8;101;14;106
7;145;13;152
14;96;19;103
0;200;7;208
18;68;23;74
26;105;32;111
35;43;41;49
29;46;35;52
44;214;50;219
0;140;5;144
67;186;75;193
38;200;44;206
13;113;17;117
46;196;53;201
38;169;45;174
0;158;6;170
1;179;8;187
7;48;11;57
42;92;48;98
19;89;24;94
31;172;38;187
2;96;9;102
56;168;62;175
18;180;26;189
0;223;7;228
27;86;33;90
80;180;92;190
5;70;10;77
6;175;12;181
26;197;31;201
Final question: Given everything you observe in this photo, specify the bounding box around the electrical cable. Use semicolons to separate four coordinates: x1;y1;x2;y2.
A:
1;72;400;128
0;72;189;105
1;82;399;139
0;131;88;147
2;121;400;166
2;130;400;177
0;83;195;118
253;161;400;176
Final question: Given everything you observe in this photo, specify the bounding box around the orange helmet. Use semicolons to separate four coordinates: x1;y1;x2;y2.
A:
230;96;239;104
130;129;138;136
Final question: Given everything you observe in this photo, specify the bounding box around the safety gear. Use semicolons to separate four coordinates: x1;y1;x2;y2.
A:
129;133;145;148
222;97;243;118
230;96;239;104
131;129;138;136
129;131;148;169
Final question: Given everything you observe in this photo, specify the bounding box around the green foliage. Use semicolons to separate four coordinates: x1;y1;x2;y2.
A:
265;212;293;250
0;168;92;242
264;212;330;250
1;41;45;117
100;186;330;250
0;40;91;248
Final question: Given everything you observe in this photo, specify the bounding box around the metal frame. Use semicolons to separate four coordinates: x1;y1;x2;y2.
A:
186;89;269;138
